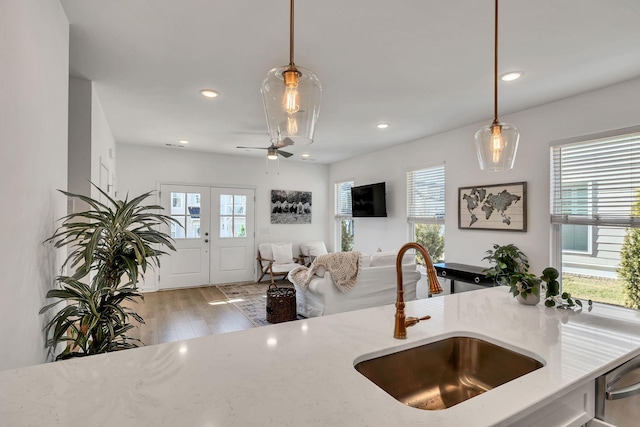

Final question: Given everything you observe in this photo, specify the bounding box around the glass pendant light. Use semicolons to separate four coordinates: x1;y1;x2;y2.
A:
475;0;519;171
261;0;321;146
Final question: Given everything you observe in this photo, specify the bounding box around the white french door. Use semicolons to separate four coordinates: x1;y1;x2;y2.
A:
210;188;255;284
159;185;211;289
159;184;255;289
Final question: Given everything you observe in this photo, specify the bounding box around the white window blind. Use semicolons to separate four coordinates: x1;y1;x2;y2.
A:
551;131;640;227
407;164;445;224
335;180;354;219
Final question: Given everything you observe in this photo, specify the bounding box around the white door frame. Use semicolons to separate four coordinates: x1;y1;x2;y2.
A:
158;184;211;289
156;181;257;289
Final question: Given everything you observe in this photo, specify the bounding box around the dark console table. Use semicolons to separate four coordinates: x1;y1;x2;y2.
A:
433;263;495;294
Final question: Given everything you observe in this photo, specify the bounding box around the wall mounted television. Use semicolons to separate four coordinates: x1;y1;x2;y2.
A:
351;182;387;217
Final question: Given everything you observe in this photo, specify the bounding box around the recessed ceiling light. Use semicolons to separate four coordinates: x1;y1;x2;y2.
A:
178;139;189;144
500;72;523;82
200;89;219;98
301;153;310;158
377;123;389;129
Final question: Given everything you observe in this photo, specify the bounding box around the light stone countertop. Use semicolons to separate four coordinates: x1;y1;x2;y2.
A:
2;287;640;426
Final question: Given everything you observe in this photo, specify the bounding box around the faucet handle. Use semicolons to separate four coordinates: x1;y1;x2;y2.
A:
405;315;431;328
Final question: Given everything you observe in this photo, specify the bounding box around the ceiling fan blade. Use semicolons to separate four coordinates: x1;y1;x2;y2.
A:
278;150;294;158
236;146;268;150
280;137;294;147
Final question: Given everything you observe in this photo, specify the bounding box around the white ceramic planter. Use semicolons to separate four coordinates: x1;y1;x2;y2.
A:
515;289;540;305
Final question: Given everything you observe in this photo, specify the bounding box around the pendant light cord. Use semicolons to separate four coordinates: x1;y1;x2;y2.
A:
493;0;499;125
289;0;295;67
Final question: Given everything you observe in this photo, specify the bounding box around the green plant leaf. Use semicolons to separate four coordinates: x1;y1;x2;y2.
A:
41;184;177;360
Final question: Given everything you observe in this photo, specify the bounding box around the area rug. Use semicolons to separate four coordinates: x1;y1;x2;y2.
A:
216;280;297;327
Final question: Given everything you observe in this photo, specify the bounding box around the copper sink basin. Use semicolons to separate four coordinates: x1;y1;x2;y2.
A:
354;336;543;410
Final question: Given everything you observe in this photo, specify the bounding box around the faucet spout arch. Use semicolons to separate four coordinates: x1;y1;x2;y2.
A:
394;242;443;339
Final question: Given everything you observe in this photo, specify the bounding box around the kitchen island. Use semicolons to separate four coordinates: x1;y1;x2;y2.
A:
2;287;640;426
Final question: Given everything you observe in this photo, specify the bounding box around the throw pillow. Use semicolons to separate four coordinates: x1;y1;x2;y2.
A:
369;251;398;267
271;242;293;265
307;241;328;257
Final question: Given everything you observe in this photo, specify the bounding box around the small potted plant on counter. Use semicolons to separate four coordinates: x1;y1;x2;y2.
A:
508;272;542;305
483;244;592;309
541;267;592;310
482;243;530;286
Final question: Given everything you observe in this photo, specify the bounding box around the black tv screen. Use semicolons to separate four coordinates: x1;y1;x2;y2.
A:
351;182;387;217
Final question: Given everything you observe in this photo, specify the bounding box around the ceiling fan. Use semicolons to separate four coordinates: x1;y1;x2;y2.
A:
237;137;295;159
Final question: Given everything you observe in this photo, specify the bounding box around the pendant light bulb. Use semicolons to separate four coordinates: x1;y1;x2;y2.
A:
491;124;503;163
474;0;519;171
282;69;300;114
287;115;298;134
267;148;279;160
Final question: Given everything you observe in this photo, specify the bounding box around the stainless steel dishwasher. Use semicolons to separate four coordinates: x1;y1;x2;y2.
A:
595;354;640;426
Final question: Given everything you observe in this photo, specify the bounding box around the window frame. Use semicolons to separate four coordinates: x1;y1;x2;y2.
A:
335;179;355;252
219;194;247;239
406;163;446;264
550;125;640;279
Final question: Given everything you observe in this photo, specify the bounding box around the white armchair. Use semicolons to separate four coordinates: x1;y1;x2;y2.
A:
299;241;328;266
257;242;302;285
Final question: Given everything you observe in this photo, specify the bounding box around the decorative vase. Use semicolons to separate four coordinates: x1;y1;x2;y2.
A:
515;289;540;305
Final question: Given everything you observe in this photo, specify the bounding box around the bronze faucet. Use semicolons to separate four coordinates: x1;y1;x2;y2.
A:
394;242;443;339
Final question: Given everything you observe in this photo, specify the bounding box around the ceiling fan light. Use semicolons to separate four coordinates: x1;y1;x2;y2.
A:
267;148;279;160
474;122;519;171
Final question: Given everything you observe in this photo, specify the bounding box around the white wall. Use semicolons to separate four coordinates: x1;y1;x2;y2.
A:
68;78;117;201
116;144;330;289
91;84;117;198
0;0;69;370
330;76;640;275
68;78;92;197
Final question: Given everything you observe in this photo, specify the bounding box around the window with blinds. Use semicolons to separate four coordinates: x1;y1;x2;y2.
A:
407;165;445;224
335;180;354;218
551;131;640;228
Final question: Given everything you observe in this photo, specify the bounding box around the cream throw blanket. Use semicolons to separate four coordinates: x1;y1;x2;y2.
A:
288;252;361;293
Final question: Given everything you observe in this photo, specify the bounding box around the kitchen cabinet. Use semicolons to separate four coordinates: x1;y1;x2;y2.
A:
506;380;594;426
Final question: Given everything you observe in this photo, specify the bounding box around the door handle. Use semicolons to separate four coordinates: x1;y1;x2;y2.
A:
606;381;640;400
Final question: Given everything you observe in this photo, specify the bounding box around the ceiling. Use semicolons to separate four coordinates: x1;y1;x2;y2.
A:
60;0;640;164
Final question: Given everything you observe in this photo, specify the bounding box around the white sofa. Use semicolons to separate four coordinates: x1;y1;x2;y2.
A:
291;251;421;318
298;240;328;266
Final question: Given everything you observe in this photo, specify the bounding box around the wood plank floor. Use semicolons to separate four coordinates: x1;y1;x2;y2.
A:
126;286;256;346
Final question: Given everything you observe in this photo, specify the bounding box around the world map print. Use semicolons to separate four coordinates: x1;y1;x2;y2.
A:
458;182;527;231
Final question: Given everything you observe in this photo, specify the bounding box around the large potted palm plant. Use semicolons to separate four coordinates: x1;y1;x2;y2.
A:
40;185;177;360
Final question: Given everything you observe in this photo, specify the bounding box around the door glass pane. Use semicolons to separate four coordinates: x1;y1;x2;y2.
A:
220;195;233;215
171;216;186;239
186;216;200;238
171;192;202;239
234;195;247;215
220;216;232;238
187;193;201;218
234;217;246;237
219;194;248;239
171;192;185;215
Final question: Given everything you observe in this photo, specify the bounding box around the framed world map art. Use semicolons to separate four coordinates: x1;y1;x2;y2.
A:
458;182;527;232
